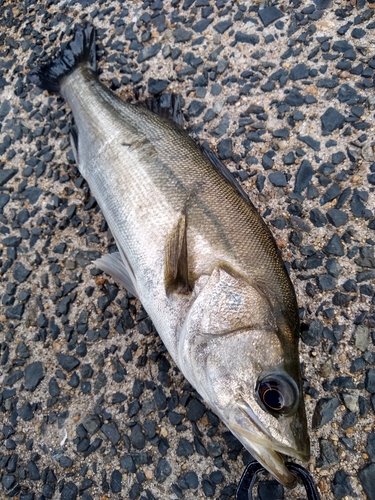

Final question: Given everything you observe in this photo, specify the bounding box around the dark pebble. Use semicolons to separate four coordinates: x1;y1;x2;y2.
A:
213;19;232;34
269;172;287;187
235;32;259;45
25;361;44;391
148;78;168;95
18;402;34;421
258;6;283;27
310;208;327;227
177;438;194;456
317;439;339;467
13;262;32;283
174;28;192;43
301;318;323;346
290;63;309;80
200;478;215;498
58;354;80;372
61;482;78;500
321;107;345;133
365;369;375;393
82;414;101;435
27;461;40;480
367;432;375;461
186;398;205;421
316;274;335;291
324;234;344;256
155;458;172;483
294;160;315;193
101;421;120;445
332;470;355;498
358;463;375;500
120;455;136;473
297;135;321;151
326;209;348;227
131;424;145;449
137;43;161;63
110;470;122;493
312;397;340;428
188;100;206;117
341;411;357;429
0;169;17;187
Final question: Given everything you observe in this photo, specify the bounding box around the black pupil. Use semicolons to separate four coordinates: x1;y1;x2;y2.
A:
263;387;283;410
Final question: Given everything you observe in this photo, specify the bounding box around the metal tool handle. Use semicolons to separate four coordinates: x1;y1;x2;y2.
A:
235;461;321;500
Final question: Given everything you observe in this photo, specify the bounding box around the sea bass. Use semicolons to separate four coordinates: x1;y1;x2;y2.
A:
29;25;309;486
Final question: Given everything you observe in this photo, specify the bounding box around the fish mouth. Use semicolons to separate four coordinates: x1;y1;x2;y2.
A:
227;401;310;487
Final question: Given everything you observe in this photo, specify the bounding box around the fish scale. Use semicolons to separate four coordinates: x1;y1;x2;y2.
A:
29;24;309;487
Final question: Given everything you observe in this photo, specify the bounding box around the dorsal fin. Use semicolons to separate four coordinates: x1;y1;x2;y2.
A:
164;211;190;295
141;93;184;127
201;146;252;205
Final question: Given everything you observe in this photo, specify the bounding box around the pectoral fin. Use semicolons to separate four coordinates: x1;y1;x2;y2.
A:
164;212;190;295
93;251;139;298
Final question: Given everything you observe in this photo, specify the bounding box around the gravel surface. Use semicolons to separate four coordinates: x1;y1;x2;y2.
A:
1;1;375;499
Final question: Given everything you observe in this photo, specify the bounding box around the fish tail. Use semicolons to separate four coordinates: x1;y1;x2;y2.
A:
28;24;96;93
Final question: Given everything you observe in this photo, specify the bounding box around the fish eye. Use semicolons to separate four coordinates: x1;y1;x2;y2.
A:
256;374;299;416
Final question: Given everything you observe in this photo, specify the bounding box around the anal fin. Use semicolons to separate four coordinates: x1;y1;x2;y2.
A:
164;211;190;295
69;123;79;164
93;251;139;299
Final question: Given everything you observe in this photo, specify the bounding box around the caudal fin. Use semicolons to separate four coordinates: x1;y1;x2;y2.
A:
28;24;96;93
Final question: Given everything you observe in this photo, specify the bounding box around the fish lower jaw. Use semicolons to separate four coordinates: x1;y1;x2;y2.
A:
229;423;309;486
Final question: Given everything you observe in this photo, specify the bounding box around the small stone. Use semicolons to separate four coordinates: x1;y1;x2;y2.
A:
317;439;339;467
341;411;357;429
155;458;172;483
269;172;287;187
148;78;168;95
354;325;369;352
365;369;375;393
131;424;145;450
332;470;355;498
213;19;232;34
82;414;101;435
18;402;34;421
137;43;161;63
25;361;44;391
324;234;344;256
258;6;284;27
321;107;345;133
294;160;314;193
202;479;215;497
177;438;194;456
101;422;120;445
235;32;259;45
186;398;205;421
185;471;199;489
297;135;321;151
13;262;32;283
120;455;136;473
58;354;80;372
0;169;17;187
290;63;309;80
316;275;335;291
61;481;78;500
111;470;122;493
188;100;206;117
301;319;323;346
326;209;348;227
174;28;192;43
310;209;327;227
358;463;375;500
312;398;340;428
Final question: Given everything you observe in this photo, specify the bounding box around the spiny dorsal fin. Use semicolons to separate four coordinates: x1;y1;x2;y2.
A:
164;211;190;295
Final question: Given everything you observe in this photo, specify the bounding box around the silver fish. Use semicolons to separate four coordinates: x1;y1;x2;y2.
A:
29;25;309;486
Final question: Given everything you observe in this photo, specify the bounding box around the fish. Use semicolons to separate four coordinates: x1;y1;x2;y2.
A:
29;24;310;486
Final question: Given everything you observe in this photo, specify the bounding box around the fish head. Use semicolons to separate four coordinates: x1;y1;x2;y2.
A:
179;266;309;486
